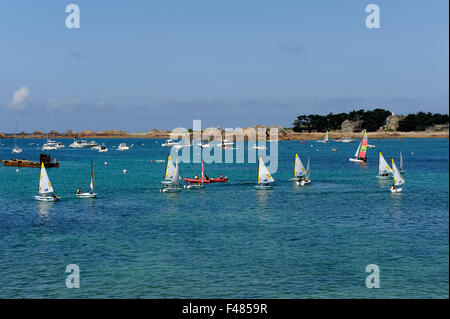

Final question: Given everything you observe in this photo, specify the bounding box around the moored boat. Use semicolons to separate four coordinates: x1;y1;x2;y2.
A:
1;154;59;168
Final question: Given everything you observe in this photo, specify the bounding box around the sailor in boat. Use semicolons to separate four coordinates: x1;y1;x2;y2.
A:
195;174;199;180
390;184;396;191
76;187;82;195
219;173;224;179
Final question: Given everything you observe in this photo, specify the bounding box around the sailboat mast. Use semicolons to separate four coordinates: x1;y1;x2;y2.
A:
91;160;95;191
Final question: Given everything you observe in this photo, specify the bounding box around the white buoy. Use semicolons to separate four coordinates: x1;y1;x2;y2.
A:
16;169;19;172
123;169;127;174
411;152;414;155
104;161;108;165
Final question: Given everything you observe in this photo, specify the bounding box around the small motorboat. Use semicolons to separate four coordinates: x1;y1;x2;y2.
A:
117;143;130;151
98;144;108;152
69;139;90;148
161;139;180;147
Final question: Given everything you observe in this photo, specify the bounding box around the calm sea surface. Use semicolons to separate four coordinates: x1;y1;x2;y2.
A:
0;138;448;298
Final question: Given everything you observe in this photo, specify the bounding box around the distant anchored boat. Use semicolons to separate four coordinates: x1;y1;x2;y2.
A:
69;139;90;148
1;154;59;168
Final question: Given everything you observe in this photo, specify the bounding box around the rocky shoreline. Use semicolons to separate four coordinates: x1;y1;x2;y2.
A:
0;129;448;140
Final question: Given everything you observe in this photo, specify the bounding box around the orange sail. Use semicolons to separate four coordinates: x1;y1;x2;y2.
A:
358;132;368;159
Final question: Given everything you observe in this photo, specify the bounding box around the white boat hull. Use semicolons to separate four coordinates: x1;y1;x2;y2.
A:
76;193;97;198
390;188;403;193
184;184;204;189
161;187;182;192
34;195;60;202
349;158;366;163
376;175;391;180
255;184;272;190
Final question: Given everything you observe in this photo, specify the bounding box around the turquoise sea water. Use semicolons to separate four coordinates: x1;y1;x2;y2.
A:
0;138;448;298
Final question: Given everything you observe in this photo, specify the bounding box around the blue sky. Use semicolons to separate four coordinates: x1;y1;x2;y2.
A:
0;0;448;132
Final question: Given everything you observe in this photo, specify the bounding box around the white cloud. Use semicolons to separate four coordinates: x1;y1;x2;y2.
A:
7;86;30;110
48;96;80;111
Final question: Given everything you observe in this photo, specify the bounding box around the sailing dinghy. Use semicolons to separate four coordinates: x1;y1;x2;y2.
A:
255;157;274;189
34;162;60;201
299;154;311;185
317;131;329;143
76;160;97;198
161;158;182;192
349;131;368;162
291;152;306;181
390;158;405;193
376;152;393;179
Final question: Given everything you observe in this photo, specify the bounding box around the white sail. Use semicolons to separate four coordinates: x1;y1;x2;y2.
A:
400;151;403;170
378;152;393;175
354;141;362;158
170;161;180;185
391;159;405;186
305;154;310;180
39;163;54;194
90;161;95;192
258;157;274;184
324;131;329;142
164;155;176;181
294;153;306;177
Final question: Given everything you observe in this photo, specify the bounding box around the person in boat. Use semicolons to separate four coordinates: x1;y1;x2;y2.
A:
204;174;210;181
390;184;396;191
195;174;199;180
76;187;82;195
51;193;58;199
219;173;224;179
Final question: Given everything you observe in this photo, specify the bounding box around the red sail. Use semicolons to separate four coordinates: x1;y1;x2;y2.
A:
358;132;368;159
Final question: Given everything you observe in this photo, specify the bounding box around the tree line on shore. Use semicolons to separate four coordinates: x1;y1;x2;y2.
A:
292;109;449;133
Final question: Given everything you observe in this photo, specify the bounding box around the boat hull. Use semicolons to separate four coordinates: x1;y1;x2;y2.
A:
390;188;403;193
34;195;60;202
2;159;59;168
76;193;97;198
349;158;366;163
255;184;272;190
184;184;204;189
160;187;182;192
376;175;391;180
